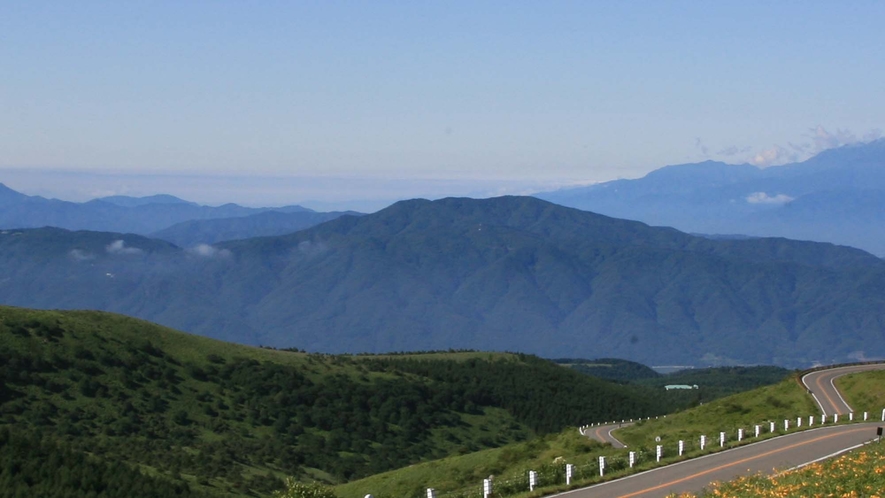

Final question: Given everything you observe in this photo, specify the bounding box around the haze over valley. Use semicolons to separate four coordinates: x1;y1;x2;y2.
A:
3;2;885;497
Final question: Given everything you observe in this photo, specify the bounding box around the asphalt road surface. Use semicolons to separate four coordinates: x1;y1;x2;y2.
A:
802;363;885;416
584;422;631;448
562;424;880;498
569;363;885;497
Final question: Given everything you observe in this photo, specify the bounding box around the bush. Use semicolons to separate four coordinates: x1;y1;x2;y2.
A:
273;478;337;498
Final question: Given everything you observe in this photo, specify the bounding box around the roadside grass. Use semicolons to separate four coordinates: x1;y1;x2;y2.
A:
835;370;885;414
614;376;817;448
668;440;885;497
334;430;610;498
336;375;824;498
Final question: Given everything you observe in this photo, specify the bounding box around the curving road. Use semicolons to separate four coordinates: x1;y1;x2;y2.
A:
802;363;885;416
584;422;631;448
567;362;885;498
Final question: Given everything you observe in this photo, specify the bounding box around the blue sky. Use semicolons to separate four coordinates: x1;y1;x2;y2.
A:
2;1;884;209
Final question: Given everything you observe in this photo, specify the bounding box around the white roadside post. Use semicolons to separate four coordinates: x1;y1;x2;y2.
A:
528;471;538;492
784;419;789;431
737;428;743;442
426;489;436;498
678;440;684;456
770;421;775;433
483;478;493;498
849;412;854;422
797;417;802;428
864;411;869;421
629;451;635;468
700;435;706;450
809;415;814;426
656;445;663;463
598;456;605;477
881;409;885;421
834;414;839;423
565;464;574;486
719;431;725;447
755;425;761;438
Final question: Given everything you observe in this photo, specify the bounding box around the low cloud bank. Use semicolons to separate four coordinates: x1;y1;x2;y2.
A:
106;240;143;255
745;192;794;205
188;244;231;258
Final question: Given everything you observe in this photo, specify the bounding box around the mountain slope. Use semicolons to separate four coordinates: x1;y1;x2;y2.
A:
0;183;312;234
150;210;361;247
0;306;670;496
537;140;885;255
0;196;884;366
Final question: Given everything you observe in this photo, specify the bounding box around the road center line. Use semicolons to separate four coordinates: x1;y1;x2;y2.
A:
815;373;839;415
615;427;868;498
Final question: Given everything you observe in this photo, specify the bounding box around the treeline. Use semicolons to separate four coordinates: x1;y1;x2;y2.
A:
0;428;202;498
555;356;792;407
551;358;660;383
363;355;668;433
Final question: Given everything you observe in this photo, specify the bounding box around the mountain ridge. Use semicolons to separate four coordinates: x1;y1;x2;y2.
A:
1;196;883;367
537;139;885;255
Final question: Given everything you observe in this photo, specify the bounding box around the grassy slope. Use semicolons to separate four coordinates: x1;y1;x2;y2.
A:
336;375;817;498
834;370;885;413
335;430;609;498
614;376;817;448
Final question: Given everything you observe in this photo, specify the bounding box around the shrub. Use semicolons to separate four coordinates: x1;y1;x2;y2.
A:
274;478;337;498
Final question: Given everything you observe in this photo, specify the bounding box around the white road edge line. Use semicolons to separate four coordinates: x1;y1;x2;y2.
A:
830;375;854;414
547;424;877;498
606;427;626;448
801;372;828;415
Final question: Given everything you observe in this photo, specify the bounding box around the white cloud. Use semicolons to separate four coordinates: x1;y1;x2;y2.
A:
723;126;882;167
68;249;95;261
106;240;143;255
188;244;231;258
750;145;800;167
745;192;794;205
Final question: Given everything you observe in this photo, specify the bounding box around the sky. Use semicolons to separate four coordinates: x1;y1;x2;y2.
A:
2;1;884;210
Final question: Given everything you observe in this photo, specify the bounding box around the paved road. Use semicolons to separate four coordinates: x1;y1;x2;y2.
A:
559;424;880;498
564;362;885;497
584;422;631;448
802;363;885;416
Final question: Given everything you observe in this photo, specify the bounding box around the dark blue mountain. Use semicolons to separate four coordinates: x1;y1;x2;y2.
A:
1;196;883;367
537;139;885;255
0;183;315;237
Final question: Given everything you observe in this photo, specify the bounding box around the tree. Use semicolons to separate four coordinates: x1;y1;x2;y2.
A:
273;478;336;498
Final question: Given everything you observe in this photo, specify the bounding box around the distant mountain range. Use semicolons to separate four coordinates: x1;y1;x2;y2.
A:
537;139;885;256
1;196;883;367
0;186;357;246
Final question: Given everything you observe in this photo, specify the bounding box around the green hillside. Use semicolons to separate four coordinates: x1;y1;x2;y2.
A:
552;358;660;382
613;376;817;448
834;370;885;412
557;359;791;408
0;306;674;497
336;373;821;498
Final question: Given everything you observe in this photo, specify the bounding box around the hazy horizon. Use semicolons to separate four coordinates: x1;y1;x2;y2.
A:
3;2;883;209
